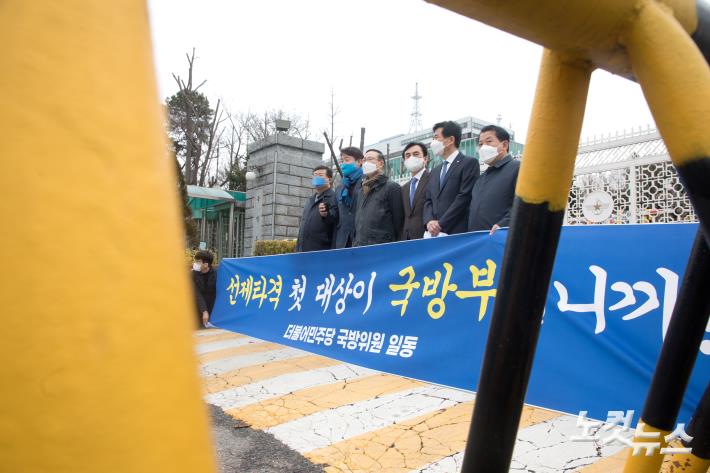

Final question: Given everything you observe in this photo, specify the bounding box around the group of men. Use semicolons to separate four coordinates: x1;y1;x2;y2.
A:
295;121;520;251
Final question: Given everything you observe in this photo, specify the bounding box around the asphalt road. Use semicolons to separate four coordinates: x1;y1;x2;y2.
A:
209;404;325;473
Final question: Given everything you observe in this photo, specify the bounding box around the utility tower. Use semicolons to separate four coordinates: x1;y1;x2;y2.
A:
409;82;423;133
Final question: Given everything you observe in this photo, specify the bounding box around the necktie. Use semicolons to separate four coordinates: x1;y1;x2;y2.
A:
440;160;449;187
409;177;418;208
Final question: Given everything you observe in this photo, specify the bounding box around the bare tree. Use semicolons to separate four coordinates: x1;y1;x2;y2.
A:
218;111;249;191
240;109;312;143
289;113;311;140
167;50;315;190
167;48;214;185
328;88;340;147
198;99;227;187
216;109;314;191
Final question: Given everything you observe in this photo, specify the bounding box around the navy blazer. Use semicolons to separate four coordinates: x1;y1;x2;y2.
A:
423;152;480;234
401;169;430;240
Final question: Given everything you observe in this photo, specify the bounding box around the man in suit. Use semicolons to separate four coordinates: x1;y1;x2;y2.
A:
400;142;430;240
468;125;520;234
423;121;480;236
296;165;339;252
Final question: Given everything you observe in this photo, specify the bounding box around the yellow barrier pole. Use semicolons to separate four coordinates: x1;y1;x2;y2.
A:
660;382;710;472
620;2;710;472
625;0;710;245
620;229;710;473
426;0;699;79
460;49;592;472
661;382;710;472
0;2;216;473
663;455;710;473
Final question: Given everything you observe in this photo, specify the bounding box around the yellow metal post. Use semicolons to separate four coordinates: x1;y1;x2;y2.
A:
619;2;710;472
661;454;710;472
460;49;592;472
0;2;216;473
624;0;710;245
660;382;710;473
622;425;672;473
427;0;698;79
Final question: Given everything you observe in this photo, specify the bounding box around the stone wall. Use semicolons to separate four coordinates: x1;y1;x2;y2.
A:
244;134;325;255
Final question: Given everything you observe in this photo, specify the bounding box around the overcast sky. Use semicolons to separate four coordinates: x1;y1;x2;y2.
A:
147;0;658;146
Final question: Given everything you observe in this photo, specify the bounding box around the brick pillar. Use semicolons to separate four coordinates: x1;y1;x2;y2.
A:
244;134;325;255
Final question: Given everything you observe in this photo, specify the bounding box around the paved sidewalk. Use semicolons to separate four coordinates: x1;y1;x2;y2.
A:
196;329;660;472
209;404;324;473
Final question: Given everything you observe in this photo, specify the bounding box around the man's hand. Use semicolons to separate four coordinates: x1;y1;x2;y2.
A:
489;224;500;235
427;220;441;236
318;202;328;217
202;311;210;327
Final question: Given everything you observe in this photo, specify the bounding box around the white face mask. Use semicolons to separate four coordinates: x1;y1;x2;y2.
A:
193;262;203;271
478;144;499;164
430;139;445;157
404;156;425;173
362;161;378;175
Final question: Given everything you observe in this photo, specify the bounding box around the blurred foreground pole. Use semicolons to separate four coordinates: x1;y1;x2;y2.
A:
0;2;216;472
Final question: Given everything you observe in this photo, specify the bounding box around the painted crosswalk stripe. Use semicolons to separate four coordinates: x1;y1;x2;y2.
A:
576;448;627;472
194;330;240;343
205;363;374;411
195;332;639;471
201;347;307;376
194;328;228;338
267;385;475;454
198;341;283;363
307;401;478;473
573;440;685;472
195;335;261;355
415;413;626;473
306;403;559;472
510;414;626;471
228;373;425;429
202;355;341;395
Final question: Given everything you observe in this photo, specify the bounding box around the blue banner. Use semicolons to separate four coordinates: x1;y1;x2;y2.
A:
211;223;709;423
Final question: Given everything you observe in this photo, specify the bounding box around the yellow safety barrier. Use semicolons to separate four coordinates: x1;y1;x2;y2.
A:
428;0;698;78
428;1;710;472
662;453;710;472
1;0;708;472
0;2;216;472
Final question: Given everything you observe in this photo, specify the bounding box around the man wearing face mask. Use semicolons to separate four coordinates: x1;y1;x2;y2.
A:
192;250;216;328
353;149;404;246
296;165;339;252
400;142;430;240
468;125;520;234
423;121;480;236
334;147;364;248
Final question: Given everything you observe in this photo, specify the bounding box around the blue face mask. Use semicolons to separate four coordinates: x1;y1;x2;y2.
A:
341;163;358;176
312;176;327;187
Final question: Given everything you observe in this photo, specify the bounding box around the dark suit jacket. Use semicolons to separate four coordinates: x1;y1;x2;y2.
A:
468;154;520;231
401;169;430;240
423;152;480;234
295;188;339;252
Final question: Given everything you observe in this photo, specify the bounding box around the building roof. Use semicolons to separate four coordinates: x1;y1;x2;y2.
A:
187;185;247;213
187;185;235;202
366;115;515;154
